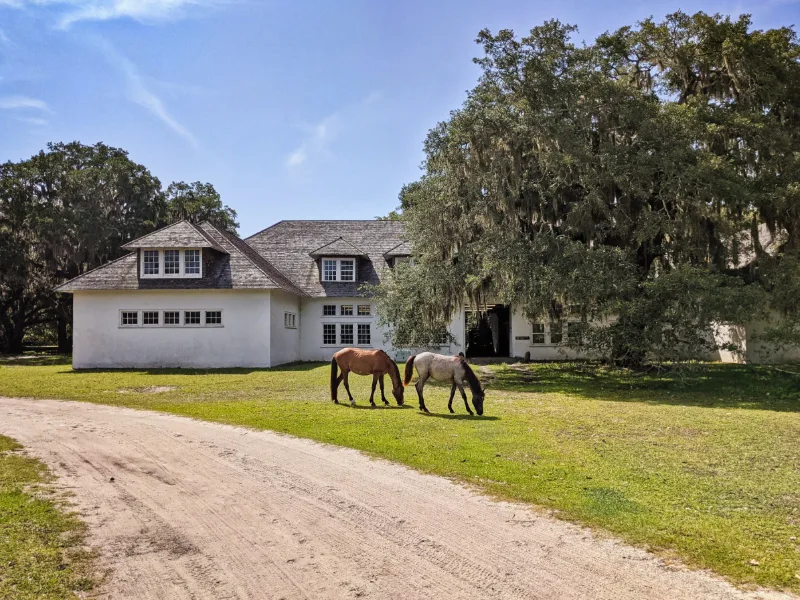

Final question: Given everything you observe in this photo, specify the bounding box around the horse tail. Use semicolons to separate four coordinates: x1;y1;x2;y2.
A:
403;355;416;387
330;357;339;401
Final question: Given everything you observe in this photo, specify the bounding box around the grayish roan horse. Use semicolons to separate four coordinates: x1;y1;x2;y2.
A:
403;352;485;415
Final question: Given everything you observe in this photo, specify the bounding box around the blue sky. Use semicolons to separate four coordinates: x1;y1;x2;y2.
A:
1;0;797;236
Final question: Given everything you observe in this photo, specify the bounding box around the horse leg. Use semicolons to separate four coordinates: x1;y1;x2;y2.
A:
333;373;346;404
379;375;389;405
369;375;378;407
343;371;355;405
457;382;473;416
415;374;430;414
447;383;457;414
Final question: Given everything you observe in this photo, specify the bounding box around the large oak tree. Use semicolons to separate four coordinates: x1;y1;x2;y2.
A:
374;13;800;365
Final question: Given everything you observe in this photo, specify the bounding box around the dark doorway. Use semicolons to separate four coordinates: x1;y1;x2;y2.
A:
465;305;511;358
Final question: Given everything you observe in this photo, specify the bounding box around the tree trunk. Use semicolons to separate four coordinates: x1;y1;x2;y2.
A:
57;316;71;354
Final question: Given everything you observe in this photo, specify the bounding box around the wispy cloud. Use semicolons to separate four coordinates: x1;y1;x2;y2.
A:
286;92;382;169
0;27;12;46
14;115;48;125
286;115;339;168
96;38;198;147
0;95;51;112
0;0;231;29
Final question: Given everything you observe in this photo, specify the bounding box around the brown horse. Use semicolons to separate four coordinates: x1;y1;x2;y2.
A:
330;348;404;407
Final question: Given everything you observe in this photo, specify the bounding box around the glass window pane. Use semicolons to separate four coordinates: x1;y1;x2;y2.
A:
184;311;201;325
339;259;355;281
357;304;371;316
164;311;180;325
323;305;336;316
121;311;138;326
323;323;336;344
323;259;337;281
205;311;222;325
357;323;371;345
184;250;200;274
340;324;353;345
531;323;545;344
164;250;180;275
340;305;353;316
143;311;159;325
143;250;159;275
550;321;563;344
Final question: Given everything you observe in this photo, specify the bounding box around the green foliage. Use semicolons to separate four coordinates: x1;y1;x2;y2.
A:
165;181;239;233
377;13;800;365
0;143;237;353
1;360;800;591
0;434;95;598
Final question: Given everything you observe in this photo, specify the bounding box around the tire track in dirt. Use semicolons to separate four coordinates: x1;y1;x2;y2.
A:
0;397;793;600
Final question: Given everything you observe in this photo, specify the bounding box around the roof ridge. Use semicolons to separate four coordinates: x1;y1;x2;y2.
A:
189;220;231;253
308;236;368;257
243;220;286;241
202;222;308;297
120;218;187;249
54;251;137;292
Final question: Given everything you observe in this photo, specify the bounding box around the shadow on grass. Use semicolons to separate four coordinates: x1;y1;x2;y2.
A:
0;354;72;367
483;362;800;412
343;404;413;410
420;413;500;421
60;361;326;376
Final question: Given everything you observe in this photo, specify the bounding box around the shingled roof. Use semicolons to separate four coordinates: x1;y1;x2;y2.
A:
383;240;412;258
55;221;306;294
121;220;227;253
309;237;369;258
245;220;408;297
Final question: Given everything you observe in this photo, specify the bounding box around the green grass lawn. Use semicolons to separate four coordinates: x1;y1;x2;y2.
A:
0;433;95;599
1;357;799;593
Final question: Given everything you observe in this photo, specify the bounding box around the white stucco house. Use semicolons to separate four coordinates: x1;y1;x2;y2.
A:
56;219;797;368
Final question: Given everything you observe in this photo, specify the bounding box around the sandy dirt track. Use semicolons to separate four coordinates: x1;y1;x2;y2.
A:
0;397;793;600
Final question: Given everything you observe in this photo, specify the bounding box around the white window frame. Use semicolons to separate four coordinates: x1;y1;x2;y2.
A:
322;304;337;316
140;248;203;279
284;312;297;329
357;304;371;316
357;323;371;346
528;321;572;346
320;257;357;282
340;323;354;345
322;323;337;345
120;310;139;327
163;310;181;327
142;250;160;276
120;309;222;328
142;310;160;327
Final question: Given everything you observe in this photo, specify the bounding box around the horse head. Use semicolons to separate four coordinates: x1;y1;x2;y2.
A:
392;383;405;406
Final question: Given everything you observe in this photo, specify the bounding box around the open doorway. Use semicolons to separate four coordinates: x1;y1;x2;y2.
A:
465;305;511;358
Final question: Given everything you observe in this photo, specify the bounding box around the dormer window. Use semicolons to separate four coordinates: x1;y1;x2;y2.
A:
140;249;203;279
322;258;355;282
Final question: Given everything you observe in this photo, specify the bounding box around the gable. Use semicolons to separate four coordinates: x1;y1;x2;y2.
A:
121;220;227;253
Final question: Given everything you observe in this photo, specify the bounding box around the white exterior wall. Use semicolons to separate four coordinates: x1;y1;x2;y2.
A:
269;290;301;366
299;297;390;362
72;290;272;369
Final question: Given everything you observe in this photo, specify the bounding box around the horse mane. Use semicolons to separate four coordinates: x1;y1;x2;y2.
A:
460;360;483;397
387;356;402;388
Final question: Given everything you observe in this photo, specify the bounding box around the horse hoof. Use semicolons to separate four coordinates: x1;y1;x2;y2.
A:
333;400;339;404
449;409;454;414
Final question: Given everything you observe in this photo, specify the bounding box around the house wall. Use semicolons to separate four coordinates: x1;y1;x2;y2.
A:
269;290;301;366
299;297;391;362
743;320;800;364
510;307;587;360
72;290;272;369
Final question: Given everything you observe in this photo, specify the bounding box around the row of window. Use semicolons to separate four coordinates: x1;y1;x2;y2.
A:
120;310;222;328
142;249;201;278
530;322;583;345
322;304;371;316
323;323;371;346
322;258;355;282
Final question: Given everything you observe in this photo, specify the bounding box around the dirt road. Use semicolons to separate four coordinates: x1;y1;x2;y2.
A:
0;397;791;600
